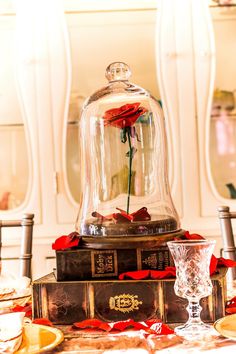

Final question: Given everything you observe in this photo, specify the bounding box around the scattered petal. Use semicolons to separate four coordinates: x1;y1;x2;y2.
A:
33;318;53;327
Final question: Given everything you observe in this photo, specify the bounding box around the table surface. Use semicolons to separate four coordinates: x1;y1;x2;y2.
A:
41;324;236;354
42;281;236;353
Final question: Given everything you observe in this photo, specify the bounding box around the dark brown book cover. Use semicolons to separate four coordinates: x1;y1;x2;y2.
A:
33;268;227;325
55;247;172;281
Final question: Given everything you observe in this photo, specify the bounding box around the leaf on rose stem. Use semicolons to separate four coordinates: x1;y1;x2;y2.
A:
120;127;128;143
126;147;137;158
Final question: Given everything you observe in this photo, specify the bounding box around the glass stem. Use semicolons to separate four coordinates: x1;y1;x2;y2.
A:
186;300;202;325
127;128;132;214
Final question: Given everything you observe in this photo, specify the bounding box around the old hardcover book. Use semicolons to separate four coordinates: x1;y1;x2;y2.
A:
55;231;186;281
33;268;227;325
55;247;173;281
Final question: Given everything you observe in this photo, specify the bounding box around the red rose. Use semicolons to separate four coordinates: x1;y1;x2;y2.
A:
103;102;147;128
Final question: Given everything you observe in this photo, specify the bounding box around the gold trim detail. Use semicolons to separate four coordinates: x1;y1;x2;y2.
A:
109;293;142;313
91;250;118;277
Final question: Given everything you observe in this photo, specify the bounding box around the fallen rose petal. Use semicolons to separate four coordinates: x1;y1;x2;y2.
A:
226;296;236;314
33;318;53;327
116;208;133;221
67;231;80;241
119;270;150;280
113;213;132;224
184;231;205;240
52;234;81;250
111;319;148;332
12;304;32;318
145;319;174;335
218;257;236;268
210;255;218;275
73;319;111;332
132;207;151;222
226;307;236;314
150;267;176;279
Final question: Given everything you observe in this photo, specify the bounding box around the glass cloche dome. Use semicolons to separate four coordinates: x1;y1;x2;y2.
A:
76;62;180;237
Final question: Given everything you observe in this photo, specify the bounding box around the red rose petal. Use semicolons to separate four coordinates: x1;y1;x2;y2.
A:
184;231;205;240
119;270;150;280
12;304;32;318
52;234;81;251
113;213;132;223
218;257;236;268
104;103;140;120
111;319;147;332
132;207;151;221
71;319;173;336
33;318;53;327
73;319;111;332
210;255;218;275
226;307;236;314
116;208;133;221
150;267;176;279
145;319;174;335
103;103;147;128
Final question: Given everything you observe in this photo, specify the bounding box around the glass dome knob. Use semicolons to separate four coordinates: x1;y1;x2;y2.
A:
105;62;131;82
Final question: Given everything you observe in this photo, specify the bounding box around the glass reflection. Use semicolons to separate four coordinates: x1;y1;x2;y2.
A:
66;94;85;203
210;6;236;199
0;12;29;210
0;126;29;210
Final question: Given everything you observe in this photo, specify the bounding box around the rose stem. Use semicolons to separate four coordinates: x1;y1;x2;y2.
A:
127;127;133;214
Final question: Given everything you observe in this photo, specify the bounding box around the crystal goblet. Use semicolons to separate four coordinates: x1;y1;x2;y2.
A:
167;239;216;340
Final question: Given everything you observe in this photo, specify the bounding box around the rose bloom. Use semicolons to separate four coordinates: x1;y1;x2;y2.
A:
103;102;147;128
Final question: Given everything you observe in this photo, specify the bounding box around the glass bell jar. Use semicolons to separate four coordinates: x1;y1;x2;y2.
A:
76;62;180;238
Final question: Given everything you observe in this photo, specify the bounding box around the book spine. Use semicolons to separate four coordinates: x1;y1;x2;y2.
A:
33;275;225;325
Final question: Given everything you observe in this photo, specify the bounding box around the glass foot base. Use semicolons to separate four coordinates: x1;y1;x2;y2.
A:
175;322;213;341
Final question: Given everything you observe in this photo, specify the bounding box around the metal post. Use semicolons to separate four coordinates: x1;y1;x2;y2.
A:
20;213;34;278
218;206;236;281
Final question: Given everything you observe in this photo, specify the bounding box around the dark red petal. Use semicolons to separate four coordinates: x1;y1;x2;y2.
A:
132;207;151;221
67;231;80;242
184;231;205;240
52;234;80;250
113;213;131;224
116;208;133;221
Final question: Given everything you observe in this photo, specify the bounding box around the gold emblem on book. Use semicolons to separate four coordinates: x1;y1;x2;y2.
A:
109;293;142;313
142;253;158;268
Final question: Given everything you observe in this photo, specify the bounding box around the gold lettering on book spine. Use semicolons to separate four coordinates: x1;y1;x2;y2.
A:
109;293;143;313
